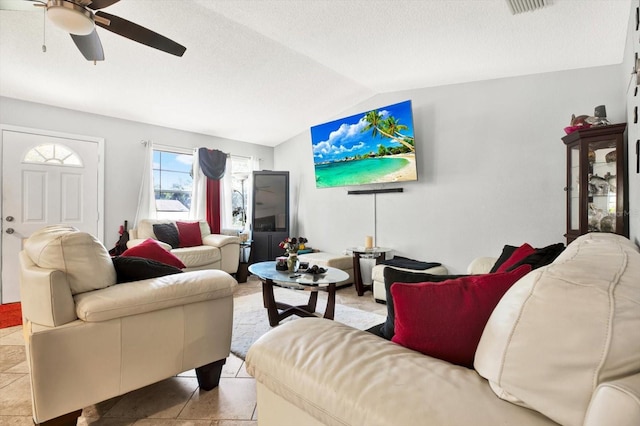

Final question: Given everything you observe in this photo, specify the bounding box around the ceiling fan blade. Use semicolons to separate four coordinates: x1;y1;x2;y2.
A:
95;11;186;57
86;0;119;10
0;0;43;11
70;29;105;61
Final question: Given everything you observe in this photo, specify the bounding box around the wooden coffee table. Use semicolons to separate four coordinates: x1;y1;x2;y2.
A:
248;261;349;326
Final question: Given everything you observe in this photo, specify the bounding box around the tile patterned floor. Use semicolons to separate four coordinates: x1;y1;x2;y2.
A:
0;276;385;425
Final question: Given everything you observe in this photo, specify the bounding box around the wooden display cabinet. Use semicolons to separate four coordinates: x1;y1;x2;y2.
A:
561;123;628;244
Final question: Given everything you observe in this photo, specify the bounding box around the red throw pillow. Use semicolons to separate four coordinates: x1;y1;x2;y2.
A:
391;265;532;368
176;221;203;248
121;238;186;269
495;243;535;273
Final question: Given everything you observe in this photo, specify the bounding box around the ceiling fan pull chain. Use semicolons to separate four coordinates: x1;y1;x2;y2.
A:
41;5;46;53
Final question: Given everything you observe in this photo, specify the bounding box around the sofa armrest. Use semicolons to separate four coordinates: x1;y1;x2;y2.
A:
202;235;240;274
467;257;498;274
126;238;144;249
584;373;640;426
19;251;77;327
202;234;240;248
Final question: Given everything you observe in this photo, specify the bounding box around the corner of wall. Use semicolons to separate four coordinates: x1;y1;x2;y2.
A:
625;1;640;243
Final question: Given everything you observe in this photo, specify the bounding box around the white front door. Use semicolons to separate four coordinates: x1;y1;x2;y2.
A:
1;126;104;303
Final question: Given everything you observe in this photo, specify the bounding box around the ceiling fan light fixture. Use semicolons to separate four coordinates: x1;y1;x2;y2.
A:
47;0;94;35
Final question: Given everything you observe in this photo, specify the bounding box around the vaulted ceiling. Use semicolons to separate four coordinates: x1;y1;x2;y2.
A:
0;0;631;146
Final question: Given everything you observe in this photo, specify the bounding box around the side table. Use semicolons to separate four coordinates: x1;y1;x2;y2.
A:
348;247;392;296
236;240;252;283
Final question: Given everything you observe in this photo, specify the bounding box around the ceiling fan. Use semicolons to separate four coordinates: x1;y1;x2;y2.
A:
0;0;186;61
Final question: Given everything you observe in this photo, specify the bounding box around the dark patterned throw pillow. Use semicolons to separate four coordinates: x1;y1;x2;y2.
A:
112;256;183;283
153;223;180;249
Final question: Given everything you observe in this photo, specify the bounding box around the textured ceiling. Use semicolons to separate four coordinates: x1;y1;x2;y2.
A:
0;0;632;147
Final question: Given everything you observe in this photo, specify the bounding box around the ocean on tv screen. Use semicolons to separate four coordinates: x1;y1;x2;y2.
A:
315;154;416;188
310;99;418;189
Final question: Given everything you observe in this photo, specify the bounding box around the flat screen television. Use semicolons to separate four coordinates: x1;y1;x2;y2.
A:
310;100;417;189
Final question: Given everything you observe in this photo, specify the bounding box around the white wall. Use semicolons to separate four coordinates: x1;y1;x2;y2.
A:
275;66;626;273
2;62;633;274
0;96;274;248
624;0;640;246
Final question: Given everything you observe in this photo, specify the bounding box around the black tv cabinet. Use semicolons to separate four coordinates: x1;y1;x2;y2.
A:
251;171;289;263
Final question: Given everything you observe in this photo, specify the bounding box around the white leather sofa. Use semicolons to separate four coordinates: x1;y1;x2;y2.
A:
371;262;449;302
19;225;238;425
128;219;240;274
246;233;640;426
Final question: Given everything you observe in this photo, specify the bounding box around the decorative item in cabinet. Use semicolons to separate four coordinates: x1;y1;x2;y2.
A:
561;123;628;244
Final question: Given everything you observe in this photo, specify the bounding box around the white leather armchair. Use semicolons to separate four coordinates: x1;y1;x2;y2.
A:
19;225;237;425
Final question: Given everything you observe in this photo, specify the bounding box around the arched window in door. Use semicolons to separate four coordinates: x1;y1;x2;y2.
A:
23;143;83;167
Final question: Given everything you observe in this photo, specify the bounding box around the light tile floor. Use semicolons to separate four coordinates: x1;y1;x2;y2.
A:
0;276;385;425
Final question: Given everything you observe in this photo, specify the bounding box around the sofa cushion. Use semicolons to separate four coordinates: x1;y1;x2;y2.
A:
391;265;531;368
495;243;535;273
152;223;180;249
112;256;183;283
380;268;467;340
198;221;212;238
135;219;169;240
475;233;640;426
246;318;559;426
24;225;116;295
172;245;221;268
176;221;203;248
121;238;186;269
74;269;237;322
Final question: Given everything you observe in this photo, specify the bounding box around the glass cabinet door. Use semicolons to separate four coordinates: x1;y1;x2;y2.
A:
587;140;618;233
568;144;580;233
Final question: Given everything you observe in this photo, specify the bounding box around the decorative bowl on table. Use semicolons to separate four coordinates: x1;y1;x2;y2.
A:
304;265;327;275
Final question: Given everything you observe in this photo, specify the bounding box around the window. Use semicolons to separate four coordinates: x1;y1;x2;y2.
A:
153;149;193;219
24;143;82;167
230;156;252;228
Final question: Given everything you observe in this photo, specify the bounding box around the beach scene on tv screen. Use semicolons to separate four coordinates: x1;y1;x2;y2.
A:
310;100;417;188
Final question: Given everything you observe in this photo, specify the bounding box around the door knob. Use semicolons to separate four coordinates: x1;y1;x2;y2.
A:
6;228;14;234
5;216;14;222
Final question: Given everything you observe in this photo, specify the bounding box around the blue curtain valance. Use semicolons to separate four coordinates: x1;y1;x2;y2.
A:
198;148;226;180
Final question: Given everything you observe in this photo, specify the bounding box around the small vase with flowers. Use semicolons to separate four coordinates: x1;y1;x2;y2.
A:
279;237;308;272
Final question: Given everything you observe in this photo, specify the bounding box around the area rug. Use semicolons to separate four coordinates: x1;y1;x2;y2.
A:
0;302;22;329
231;288;385;360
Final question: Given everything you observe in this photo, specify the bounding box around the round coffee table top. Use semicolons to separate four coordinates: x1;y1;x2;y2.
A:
347;246;392;255
249;261;349;288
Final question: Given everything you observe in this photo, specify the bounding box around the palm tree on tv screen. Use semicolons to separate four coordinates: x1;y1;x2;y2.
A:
362;110;415;152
